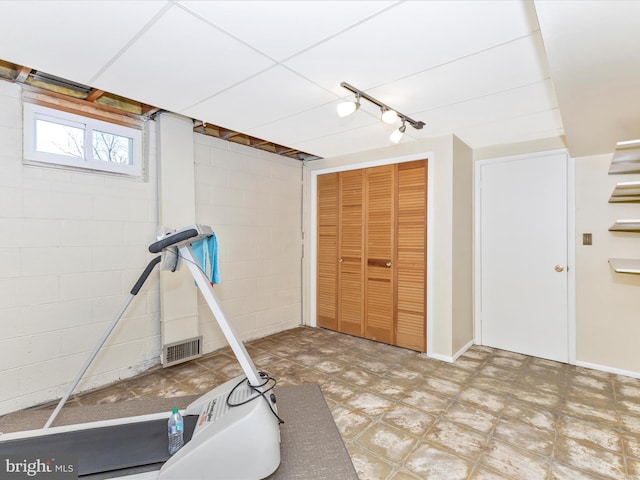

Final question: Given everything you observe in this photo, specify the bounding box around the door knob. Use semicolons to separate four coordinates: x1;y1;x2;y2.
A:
338;257;343;264
554;265;564;272
385;261;392;268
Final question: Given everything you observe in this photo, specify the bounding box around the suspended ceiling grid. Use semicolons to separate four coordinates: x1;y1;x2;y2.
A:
0;1;638;160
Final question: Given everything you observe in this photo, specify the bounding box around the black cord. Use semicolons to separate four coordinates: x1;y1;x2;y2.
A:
226;372;284;424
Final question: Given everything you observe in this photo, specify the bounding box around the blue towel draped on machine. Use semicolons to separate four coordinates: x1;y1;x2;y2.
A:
191;232;221;285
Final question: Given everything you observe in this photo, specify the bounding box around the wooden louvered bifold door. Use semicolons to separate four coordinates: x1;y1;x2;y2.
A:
364;165;395;344
337;169;364;336
395;160;427;351
317;173;338;330
316;160;427;352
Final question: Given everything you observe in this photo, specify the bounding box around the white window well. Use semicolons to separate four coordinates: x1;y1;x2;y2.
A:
24;103;143;176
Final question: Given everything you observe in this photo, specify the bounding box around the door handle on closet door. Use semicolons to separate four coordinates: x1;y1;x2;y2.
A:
338;257;343;264
386;261;392;268
554;265;564;272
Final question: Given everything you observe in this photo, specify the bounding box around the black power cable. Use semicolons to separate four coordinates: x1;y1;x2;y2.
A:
226;372;284;425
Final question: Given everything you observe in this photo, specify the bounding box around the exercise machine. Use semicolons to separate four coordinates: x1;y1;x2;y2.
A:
0;225;281;479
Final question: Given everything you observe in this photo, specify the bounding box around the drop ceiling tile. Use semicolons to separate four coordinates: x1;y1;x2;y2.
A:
367;33;550;116
0;1;167;85
293;122;410;158
93;4;274;112
454;109;564;148
179;0;396;61
246;99;382;146
285;0;538;94
415;80;558;137
181;66;337;133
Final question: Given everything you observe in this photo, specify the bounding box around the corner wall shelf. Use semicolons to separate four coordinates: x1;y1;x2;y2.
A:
609;181;640;203
608;258;640;274
609;163;640;175
609;220;640;232
608;140;640;175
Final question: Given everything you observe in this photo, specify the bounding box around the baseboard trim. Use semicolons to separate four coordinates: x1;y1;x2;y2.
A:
453;340;474;361
428;352;453;363
575;360;640;379
428;340;474;364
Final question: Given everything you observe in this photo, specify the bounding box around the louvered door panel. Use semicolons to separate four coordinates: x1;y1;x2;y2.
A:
317;173;338;329
396;160;427;351
338;170;364;336
365;165;395;343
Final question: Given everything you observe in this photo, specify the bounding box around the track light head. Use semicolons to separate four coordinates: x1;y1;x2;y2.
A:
337;93;361;118
390;120;407;144
381;108;398;124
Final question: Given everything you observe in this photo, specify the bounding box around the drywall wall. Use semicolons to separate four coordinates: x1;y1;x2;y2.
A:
0;81;161;415
575;153;640;375
193;133;303;353
303;134;474;360
452;136;474;355
473;136;567;161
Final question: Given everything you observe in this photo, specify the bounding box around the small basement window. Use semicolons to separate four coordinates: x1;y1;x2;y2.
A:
24;103;142;176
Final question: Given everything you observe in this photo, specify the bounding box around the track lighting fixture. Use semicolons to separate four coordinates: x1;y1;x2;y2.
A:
390;119;407;144
337;92;361;118
338;82;425;144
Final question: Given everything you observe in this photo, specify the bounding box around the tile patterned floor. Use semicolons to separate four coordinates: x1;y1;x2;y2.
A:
68;326;640;479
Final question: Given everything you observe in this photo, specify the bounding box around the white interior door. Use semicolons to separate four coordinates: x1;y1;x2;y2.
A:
478;152;569;362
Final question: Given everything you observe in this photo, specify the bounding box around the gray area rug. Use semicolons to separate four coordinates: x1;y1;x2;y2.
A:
0;384;357;480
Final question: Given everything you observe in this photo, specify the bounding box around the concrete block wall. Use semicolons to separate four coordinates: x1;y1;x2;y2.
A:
194;134;302;353
0;81;161;415
0;80;303;415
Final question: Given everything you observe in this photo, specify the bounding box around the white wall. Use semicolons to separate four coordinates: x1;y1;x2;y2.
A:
0;82;161;415
452;137;474;355
575;154;640;375
193;134;303;353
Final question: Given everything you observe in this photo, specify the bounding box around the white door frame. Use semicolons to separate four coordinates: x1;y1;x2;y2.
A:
309;152;435;356
473;149;576;364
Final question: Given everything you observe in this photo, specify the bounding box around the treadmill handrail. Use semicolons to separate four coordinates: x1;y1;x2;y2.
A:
148;225;214;253
149;228;198;253
131;256;162;295
44;256;162;429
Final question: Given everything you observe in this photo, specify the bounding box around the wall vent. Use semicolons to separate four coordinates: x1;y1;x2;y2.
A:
162;336;203;367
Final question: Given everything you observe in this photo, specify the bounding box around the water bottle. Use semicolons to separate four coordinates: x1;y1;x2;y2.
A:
167;408;184;455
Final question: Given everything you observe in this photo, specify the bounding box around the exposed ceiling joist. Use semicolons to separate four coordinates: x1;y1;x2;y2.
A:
0;59;320;162
141;105;163;117
14;65;31;83
86;88;105;102
193;121;320;161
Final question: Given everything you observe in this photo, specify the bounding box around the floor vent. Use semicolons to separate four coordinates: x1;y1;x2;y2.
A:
162;336;203;367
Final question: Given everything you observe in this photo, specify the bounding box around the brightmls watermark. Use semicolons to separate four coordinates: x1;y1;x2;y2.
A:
0;456;77;479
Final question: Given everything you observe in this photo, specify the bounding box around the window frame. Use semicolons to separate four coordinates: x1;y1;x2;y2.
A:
23;102;143;177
